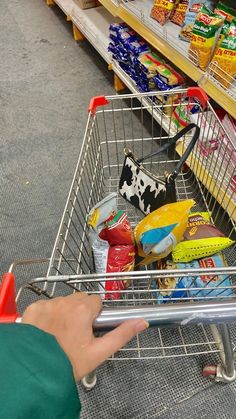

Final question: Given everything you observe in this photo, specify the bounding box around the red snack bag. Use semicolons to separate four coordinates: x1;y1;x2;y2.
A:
105;245;135;300
99;210;134;245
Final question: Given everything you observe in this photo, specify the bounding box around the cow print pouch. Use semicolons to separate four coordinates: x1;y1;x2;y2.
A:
119;123;200;215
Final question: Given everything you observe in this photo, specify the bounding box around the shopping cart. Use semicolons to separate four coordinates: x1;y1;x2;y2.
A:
1;87;236;390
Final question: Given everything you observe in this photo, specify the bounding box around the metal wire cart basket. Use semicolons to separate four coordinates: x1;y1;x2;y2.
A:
1;87;236;389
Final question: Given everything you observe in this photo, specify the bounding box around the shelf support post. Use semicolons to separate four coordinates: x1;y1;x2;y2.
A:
114;74;126;92
72;23;85;42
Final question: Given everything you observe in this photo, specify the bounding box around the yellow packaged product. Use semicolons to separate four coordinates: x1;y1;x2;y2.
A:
189;5;225;70
172;212;235;262
134;199;195;265
211;19;236;88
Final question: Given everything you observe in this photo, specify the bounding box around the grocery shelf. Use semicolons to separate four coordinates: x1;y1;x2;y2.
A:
112;62;175;135
47;0;175;133
99;0;236;119
98;0;119;16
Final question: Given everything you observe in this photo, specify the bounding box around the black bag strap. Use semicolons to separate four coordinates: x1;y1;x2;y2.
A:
138;123;200;181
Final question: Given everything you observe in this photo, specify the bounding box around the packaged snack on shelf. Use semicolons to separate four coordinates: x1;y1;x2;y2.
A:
210;19;236;88
170;0;189;26
151;0;177;25
155;253;233;303
99;210;134;245
125;39;150;56
179;0;215;42
109;22;128;33
214;1;236;48
134;199;195;265
172;211;234;262
189;5;225;71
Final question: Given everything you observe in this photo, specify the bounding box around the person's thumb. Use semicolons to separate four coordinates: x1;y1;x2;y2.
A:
89;319;149;366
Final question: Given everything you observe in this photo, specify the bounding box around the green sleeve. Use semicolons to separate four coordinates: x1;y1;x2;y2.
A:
0;323;81;419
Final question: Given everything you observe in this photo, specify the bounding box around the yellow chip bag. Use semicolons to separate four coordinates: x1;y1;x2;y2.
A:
211;19;236;88
172;212;235;262
134;199;195;265
189;4;225;70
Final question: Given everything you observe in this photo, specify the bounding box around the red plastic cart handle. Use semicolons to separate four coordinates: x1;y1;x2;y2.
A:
88;96;109;114
0;273;19;323
186;87;208;110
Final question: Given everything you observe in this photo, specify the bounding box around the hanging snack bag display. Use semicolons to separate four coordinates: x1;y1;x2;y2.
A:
189;4;225;71
151;0;177;25
210;19;236;88
180;0;215;42
171;0;189;26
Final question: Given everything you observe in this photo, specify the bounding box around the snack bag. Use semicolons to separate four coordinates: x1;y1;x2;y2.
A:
171;0;189;26
134;199;195;265
179;0;215;42
189;5;225;71
214;2;236;48
151;0;177;25
211;19;236;88
105;245;135;300
88;193;117;246
92;210;135;300
172;212;234;262
99;210;134;245
155;253;233;303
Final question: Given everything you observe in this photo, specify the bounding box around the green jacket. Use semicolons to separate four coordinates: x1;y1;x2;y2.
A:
0;324;81;419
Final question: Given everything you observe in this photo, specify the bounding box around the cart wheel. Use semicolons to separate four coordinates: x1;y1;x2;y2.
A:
202;365;217;381
82;373;97;391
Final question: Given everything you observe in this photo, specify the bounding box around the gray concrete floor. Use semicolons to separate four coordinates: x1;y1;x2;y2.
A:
1;1;236;418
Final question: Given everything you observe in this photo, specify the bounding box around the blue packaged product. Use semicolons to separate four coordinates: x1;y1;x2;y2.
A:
109;22;128;33
155;253;232;304
153;75;178;91
125;40;150;56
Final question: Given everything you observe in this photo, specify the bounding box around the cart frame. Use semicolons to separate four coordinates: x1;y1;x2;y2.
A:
1;87;236;388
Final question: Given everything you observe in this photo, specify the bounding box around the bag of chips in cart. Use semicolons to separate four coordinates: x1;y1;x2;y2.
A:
91;210;135;300
134;199;195;265
172;212;234;262
154;253;233;304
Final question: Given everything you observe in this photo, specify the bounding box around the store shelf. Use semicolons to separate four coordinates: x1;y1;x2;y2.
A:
99;0;119;16
112;62;175;135
99;0;236;119
176;142;236;222
47;0;176;133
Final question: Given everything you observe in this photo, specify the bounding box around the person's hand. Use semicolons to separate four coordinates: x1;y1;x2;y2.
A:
22;293;148;381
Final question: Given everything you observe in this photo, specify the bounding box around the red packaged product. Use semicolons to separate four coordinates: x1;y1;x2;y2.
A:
99;210;134;245
105;245;135;300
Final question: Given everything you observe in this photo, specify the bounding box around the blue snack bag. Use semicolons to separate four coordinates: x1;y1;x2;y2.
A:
155;253;232;304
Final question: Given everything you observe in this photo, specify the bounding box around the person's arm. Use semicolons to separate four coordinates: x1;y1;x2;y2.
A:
1;293;148;418
0;323;80;419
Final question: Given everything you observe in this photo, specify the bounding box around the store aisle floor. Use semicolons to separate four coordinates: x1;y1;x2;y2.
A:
1;1;236;418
